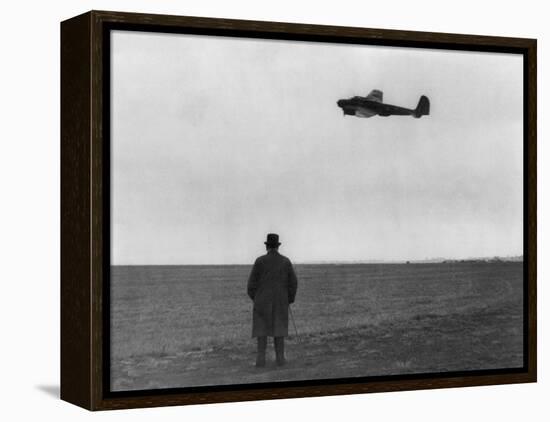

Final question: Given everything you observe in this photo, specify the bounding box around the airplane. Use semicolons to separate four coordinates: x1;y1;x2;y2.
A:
336;90;430;118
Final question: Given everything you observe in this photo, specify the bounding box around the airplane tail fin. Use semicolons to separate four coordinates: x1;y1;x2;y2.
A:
414;95;430;118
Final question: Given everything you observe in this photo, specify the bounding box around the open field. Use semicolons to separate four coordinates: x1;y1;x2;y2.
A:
110;262;523;391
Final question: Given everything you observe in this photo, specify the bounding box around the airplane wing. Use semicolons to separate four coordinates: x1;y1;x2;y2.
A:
365;89;383;102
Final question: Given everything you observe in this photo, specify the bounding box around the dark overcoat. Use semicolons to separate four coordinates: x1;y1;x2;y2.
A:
247;250;298;338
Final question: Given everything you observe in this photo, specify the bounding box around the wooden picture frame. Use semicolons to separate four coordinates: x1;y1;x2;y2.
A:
61;10;536;410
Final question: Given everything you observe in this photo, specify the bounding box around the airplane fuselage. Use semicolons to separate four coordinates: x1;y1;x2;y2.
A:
337;98;416;118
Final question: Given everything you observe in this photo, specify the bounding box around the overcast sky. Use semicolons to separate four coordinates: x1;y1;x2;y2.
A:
111;30;523;265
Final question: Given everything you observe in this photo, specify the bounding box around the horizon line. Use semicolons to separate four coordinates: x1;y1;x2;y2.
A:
111;254;523;267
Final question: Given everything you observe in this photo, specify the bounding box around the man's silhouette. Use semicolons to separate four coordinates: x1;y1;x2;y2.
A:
247;233;298;367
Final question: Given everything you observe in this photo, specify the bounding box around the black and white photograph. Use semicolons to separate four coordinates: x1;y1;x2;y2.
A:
4;0;548;418
108;28;525;392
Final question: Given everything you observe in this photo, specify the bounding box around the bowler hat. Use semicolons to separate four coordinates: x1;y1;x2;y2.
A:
264;233;281;247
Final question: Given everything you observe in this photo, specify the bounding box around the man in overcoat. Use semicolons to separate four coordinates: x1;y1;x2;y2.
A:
247;233;298;367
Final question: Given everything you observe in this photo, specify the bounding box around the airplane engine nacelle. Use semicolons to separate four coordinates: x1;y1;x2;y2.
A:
343;108;355;116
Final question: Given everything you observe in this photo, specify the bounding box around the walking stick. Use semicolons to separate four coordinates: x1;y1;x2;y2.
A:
289;305;300;344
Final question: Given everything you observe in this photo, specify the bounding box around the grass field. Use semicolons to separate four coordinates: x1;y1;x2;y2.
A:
110;262;523;391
